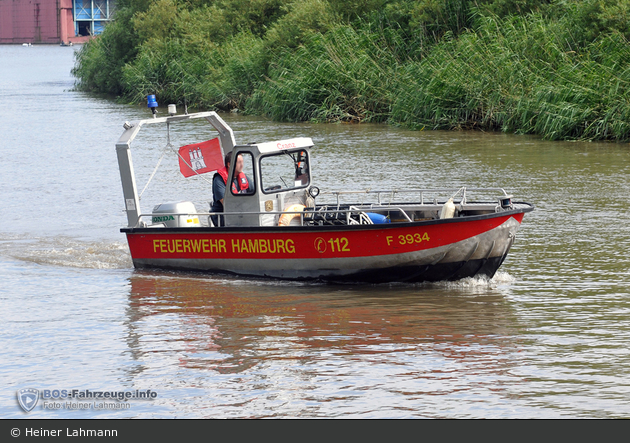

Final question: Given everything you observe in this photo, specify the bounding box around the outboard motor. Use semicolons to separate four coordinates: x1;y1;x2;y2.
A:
151;201;201;227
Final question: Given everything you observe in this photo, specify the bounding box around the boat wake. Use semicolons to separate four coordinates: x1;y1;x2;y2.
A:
0;233;133;269
430;271;516;290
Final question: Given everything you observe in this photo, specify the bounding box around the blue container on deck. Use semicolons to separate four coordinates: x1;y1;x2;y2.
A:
366;213;390;224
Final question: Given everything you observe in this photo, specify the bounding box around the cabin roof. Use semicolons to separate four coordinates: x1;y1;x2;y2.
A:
253;137;314;154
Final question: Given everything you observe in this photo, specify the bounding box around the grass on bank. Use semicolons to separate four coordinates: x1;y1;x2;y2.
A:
391;13;630;141
72;0;630;142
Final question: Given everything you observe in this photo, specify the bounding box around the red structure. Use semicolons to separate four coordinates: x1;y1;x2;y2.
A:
0;0;111;44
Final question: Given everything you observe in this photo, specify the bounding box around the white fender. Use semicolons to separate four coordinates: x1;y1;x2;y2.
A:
279;204;306;226
439;198;455;219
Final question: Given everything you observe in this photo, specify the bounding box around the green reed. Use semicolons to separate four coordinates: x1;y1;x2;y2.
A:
390;13;630;141
247;26;396;123
73;1;630;141
121;32;267;111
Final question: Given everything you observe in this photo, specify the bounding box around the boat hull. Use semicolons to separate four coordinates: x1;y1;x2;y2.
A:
123;207;531;283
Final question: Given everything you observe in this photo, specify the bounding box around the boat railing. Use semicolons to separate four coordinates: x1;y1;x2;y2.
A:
136;208;402;227
133;188;514;228
319;187;510;206
134;203;484;228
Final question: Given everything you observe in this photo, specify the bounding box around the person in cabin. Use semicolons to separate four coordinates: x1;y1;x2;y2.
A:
210;152;254;226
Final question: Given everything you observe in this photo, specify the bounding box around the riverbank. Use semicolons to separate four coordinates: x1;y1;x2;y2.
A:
72;0;630;141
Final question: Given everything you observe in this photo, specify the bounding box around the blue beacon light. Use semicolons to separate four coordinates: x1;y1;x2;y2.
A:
147;94;158;117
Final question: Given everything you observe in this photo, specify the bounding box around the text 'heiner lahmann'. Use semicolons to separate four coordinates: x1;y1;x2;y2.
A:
25;428;118;437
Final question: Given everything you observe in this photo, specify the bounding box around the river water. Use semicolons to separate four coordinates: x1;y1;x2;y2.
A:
2;45;630;419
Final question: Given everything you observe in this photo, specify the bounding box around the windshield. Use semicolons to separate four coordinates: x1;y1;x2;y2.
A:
260;150;310;194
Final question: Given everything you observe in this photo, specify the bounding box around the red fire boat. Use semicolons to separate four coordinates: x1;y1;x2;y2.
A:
116;110;533;283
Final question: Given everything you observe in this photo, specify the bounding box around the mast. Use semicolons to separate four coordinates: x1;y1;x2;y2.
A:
115;111;236;227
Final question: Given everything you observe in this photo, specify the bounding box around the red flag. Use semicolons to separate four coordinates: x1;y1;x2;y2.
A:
178;138;223;178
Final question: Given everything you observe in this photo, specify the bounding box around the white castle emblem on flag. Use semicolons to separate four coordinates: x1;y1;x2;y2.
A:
189;147;207;171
